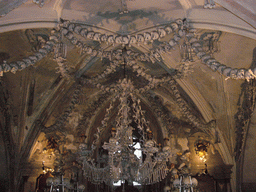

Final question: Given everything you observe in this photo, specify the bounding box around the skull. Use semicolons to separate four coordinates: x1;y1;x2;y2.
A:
9;63;19;74
80;28;88;37
122;36;129;45
210;62;220;71
164;26;173;34
129;35;137;45
144;32;152;41
175;18;183;25
28;55;38;64
66;31;74;40
136;34;145;43
223;67;232;77
68;23;75;31
23;58;32;67
87;31;95;39
93;33;101;41
158;28;166;38
217;65;226;74
74;25;82;34
230;68;238;79
35;52;44;60
201;55;211;64
115;36;122;44
151;31;160;40
100;34;107;42
17;61;27;70
236;69;245;79
169;39;176;47
245;70;253;82
171;22;178;31
107;35;115;44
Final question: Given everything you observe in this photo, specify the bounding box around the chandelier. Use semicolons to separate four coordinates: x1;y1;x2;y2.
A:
194;138;210;162
78;77;175;185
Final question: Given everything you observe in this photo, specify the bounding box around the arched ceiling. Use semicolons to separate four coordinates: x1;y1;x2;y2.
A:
0;0;256;191
0;0;256;36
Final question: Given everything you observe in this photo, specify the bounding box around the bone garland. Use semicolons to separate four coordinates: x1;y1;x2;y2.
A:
81;62;177;136
58;28;179;64
189;32;256;81
172;28;256;81
42;83;82;133
59;20;256;82
58;28;173;63
0;32;57;76
75;91;111;141
176;61;194;77
204;0;215;8
91;98;116;150
2;20;256;82
235;80;256;160
57;18;186;46
85;59;120;86
168;79;209;130
130;93;148;144
33;0;45;7
143;91;175;135
126;60;174;93
82;58;174;94
54;57;70;79
0;20;183;76
53;34;70;78
130;94;148;131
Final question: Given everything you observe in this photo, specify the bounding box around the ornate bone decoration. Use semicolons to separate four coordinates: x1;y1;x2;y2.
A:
204;0;215;9
79;78;175;185
1;18;256;82
33;0;46;7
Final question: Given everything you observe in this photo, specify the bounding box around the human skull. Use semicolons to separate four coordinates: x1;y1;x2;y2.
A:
171;22;179;31
74;25;82;34
144;32;152;41
158;28;166;38
87;31;95;39
107;35;115;44
136;34;145;43
236;69;245;79
80;28;88;37
93;33;101;41
151;31;160;40
164;26;173;34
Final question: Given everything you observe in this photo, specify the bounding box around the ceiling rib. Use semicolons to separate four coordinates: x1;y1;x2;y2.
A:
176;78;215;123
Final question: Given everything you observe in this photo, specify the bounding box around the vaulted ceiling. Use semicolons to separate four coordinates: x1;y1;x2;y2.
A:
0;0;256;192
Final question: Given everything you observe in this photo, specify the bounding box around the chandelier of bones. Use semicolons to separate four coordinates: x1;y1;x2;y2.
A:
78;76;176;185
